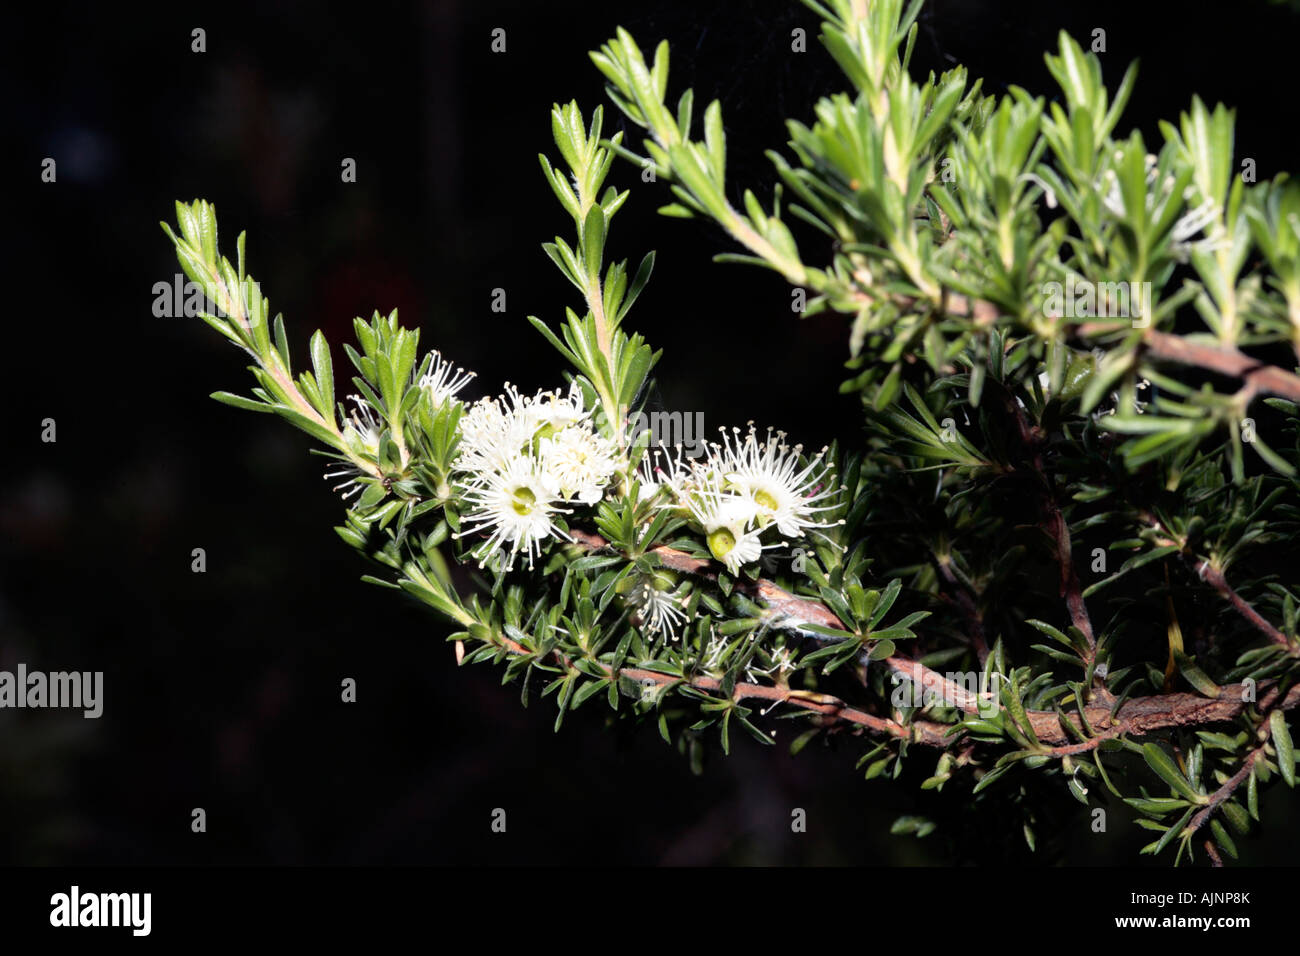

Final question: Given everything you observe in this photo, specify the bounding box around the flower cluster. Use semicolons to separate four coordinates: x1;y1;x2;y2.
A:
453;381;621;570
640;425;843;576
325;353;844;638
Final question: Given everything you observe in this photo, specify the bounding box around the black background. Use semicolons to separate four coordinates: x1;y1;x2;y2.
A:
6;0;1300;865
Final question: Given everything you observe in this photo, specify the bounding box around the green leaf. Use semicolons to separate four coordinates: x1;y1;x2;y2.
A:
618;251;655;322
1125;796;1190;816
1083;544;1180;598
869;578;902;627
1000;677;1039;748
971;763;1014;794
1142;743;1205;803
1270;711;1295;788
1209;819;1238;859
1153;808;1195;857
703;99;726;181
211;391;271;413
309;330;335;424
1221;799;1250;835
866;639;896;660
1173;651;1221;699
582;204;606;281
527;315;581;369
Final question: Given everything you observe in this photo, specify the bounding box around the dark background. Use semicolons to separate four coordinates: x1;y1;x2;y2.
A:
5;0;1300;865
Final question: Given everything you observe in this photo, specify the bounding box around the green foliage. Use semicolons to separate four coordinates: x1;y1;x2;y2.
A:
165;0;1300;864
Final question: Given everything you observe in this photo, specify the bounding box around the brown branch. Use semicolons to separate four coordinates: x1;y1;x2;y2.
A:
487;625;953;745
1143;514;1296;654
1140;329;1300;404
556;530;1300;750
1044;489;1097;654
1005;388;1099;674
1065;683;1300;751
1187;745;1267;844
884;657;992;714
883;658;1300;749
1194;559;1296;651
480;614;1300;754
958;293;1300;402
849;269;1300;399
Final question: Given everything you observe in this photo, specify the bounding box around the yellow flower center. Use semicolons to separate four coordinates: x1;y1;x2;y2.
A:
650;569;678;592
754;489;780;512
707;527;736;560
511;487;537;515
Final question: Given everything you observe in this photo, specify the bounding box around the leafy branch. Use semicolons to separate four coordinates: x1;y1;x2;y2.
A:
160;0;1300;864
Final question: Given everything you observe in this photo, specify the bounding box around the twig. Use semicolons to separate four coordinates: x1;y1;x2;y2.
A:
479;618;1300;752
979;302;1300;402
488;626;952;745
1004;390;1099;674
1143;514;1296;653
881;661;1300;750
1187;745;1267;842
540;530;1300;748
849;283;1300;400
934;556;990;666
1194;559;1295;651
1140;329;1300;404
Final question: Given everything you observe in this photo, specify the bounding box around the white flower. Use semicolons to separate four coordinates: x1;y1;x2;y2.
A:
531;380;589;432
638;425;842;574
455;386;540;478
324;395;385;500
341;394;383;453
745;644;797;684
419;350;476;408
639;442;706;503
628;572;688;640
715;425;841;540
455;383;619;494
542;425;618;504
1092;377;1152;419
1171;199;1220;244
455;454;570;570
686;487;765;574
1169;197;1230;263
1100;153;1160;219
450;381;620;567
1098;155;1230;264
700;627;730;674
634;450;664;503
